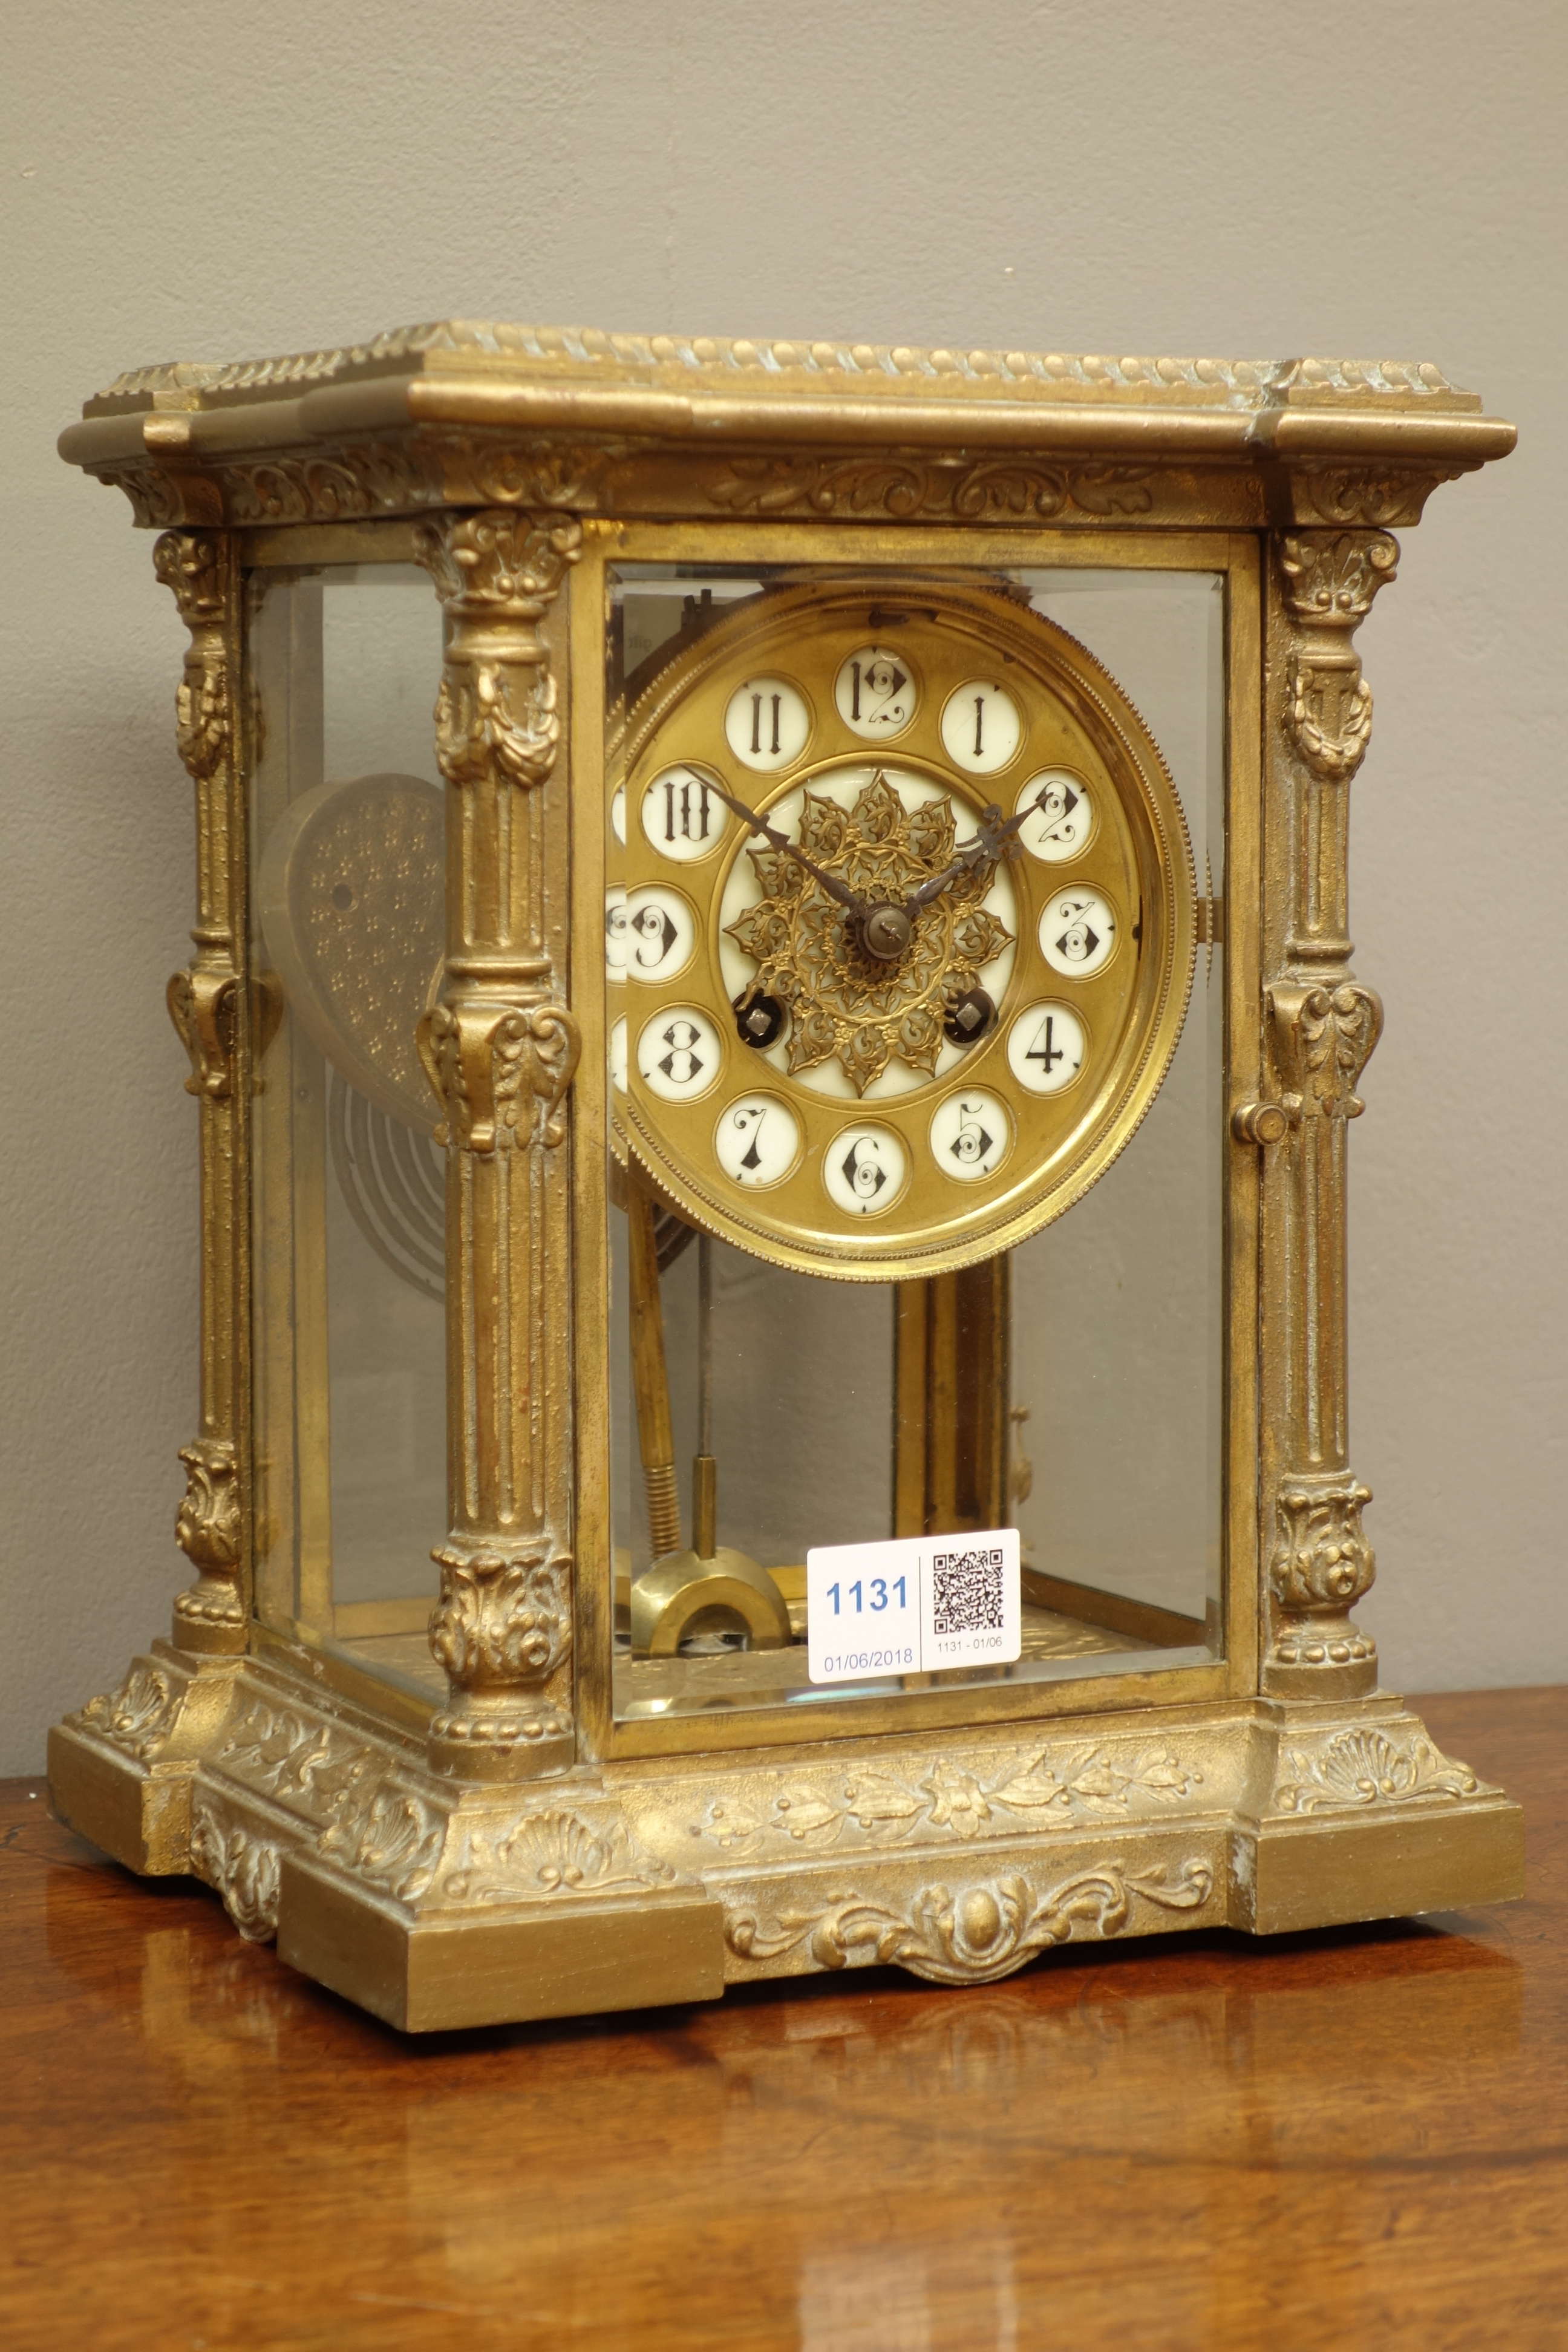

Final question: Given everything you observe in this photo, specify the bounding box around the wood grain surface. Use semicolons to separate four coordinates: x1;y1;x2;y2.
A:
2;1688;1563;2351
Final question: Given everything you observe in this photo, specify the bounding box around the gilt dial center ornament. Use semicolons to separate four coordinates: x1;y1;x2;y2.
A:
724;769;1014;1097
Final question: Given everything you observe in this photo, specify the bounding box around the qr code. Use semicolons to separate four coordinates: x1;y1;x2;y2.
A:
931;1546;1005;1635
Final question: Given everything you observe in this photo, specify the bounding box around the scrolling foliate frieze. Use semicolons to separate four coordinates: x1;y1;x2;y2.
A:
696;1742;1203;1854
705;451;1154;523
416;999;580;1153
214;440;446;525
728;1858;1215;1984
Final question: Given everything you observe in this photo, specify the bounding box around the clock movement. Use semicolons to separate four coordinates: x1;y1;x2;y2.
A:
48;322;1523;2027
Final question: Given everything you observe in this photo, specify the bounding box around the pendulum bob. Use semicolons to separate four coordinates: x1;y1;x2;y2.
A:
629;1454;792;1656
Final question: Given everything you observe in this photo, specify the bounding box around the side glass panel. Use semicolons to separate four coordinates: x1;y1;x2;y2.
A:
1010;570;1225;1651
248;564;447;1699
604;560;1225;1726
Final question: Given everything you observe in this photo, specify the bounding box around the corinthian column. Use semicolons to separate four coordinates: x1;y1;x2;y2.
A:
413;511;583;1780
1236;529;1398;1699
154;532;247;1655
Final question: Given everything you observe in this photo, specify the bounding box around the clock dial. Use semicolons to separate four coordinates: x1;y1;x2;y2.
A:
610;783;626;845
823;1123;907;1217
1040;887;1117;978
724;675;812;771
1007;1001;1087;1094
930;1088;1011;1180
1015;770;1093;861
604;887;628;978
714;1095;801;1188
941;680;1022;774
642;765;727;861
834;645;918;739
625;885;696;983
610;577;1195;1278
636;1007;723;1102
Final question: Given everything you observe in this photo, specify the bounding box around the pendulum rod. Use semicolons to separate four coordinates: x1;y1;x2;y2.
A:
693;1234;717;1561
626;1166;682;1558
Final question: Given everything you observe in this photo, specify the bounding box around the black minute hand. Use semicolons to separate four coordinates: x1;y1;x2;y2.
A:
705;779;867;916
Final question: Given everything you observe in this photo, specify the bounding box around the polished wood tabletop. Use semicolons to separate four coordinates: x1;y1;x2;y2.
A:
3;1686;1563;2351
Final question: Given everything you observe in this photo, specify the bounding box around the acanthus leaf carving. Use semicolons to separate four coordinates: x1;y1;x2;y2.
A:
190;1795;281;1942
166;966;237;1099
1270;1472;1376;1639
172;648;229;780
1269;981;1383;1119
70;1662;180;1762
432;658;561;789
1275;1726;1478;1815
413;509;582;615
1287;652;1373;783
428;1541;572;1688
416;999;580;1152
315;1779;447;1903
413;509;583;798
174;1438;241;1575
439;1808;678;1906
728;1858;1215;1984
431;434;629;512
152;531;227;624
1279;530;1399;621
1278;531;1398;783
1292;465;1459;530
154;532;232;786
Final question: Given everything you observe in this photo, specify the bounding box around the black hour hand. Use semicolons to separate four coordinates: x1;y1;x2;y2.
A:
706;779;866;916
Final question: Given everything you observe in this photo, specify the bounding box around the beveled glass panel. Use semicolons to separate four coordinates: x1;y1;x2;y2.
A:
248;564;447;1698
603;559;1224;1728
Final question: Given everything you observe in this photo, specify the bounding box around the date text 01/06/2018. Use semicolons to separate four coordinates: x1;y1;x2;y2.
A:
814;1646;918;1677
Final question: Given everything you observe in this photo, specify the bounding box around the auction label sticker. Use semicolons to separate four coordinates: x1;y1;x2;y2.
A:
806;1527;1021;1684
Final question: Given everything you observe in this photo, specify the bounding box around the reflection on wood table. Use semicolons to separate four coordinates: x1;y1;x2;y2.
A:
2;1687;1563;2351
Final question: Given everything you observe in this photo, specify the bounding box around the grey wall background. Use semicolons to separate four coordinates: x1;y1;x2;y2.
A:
2;0;1562;1772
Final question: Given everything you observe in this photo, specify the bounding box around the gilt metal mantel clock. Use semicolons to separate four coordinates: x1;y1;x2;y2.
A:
48;322;1522;2028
